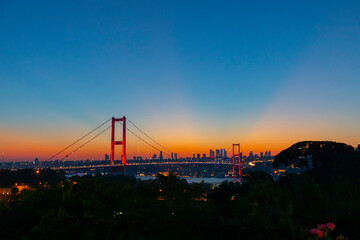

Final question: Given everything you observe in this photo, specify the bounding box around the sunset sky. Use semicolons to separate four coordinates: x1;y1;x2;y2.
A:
1;1;360;161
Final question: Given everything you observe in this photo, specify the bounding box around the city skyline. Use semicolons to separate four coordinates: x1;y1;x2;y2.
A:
1;1;360;161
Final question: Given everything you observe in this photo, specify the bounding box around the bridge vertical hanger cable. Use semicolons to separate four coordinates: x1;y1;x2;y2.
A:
226;144;234;163
127;128;171;157
117;121;171;157
127;118;173;155
60;126;112;161
47;118;112;161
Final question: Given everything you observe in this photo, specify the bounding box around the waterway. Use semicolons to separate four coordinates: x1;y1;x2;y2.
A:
65;173;241;185
136;176;241;185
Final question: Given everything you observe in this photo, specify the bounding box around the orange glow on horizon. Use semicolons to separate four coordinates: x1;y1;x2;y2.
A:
1;112;359;161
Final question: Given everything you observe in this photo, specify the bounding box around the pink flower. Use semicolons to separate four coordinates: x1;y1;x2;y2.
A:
309;228;324;238
325;222;336;231
317;224;327;231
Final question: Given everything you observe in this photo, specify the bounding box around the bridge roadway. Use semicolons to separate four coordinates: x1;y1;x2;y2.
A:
51;161;241;171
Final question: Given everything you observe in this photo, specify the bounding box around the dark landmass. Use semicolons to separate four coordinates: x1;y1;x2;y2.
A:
0;141;359;240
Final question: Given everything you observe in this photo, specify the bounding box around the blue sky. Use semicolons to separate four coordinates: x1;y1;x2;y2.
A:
1;1;360;160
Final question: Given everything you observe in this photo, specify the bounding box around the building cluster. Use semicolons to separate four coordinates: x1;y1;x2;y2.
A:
209;149;227;160
0;148;274;171
248;151;272;160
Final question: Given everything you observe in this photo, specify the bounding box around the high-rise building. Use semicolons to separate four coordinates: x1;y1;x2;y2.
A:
216;149;222;159
171;152;174;159
192;152;195;159
159;151;163;160
260;152;264;158
105;154;110;161
210;149;215;159
202;153;206;158
197;154;200;159
219;149;227;158
174;153;178;159
249;151;254;158
268;151;271;157
265;151;268;157
152;154;157;160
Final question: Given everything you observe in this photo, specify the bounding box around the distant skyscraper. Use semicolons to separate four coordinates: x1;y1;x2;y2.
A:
174;153;178;159
192;152;195;159
216;149;221;159
159;151;163;160
210;149;215;159
152;154;157;160
268;151;271;157
260;152;263;158
105;154;110;161
171;152;174;159
249;151;253;158
197;153;200;159
219;149;227;158
265;151;268;157
202;154;206;158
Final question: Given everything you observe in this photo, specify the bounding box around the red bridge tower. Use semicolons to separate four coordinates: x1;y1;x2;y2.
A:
232;143;241;177
110;116;126;165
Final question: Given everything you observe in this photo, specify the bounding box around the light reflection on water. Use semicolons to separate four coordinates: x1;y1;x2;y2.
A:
65;174;242;185
136;176;242;185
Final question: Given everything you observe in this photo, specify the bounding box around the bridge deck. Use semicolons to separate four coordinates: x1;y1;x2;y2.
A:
51;162;240;171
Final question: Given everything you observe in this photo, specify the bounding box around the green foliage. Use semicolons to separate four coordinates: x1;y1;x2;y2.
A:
273;141;355;174
0;168;65;187
0;146;360;240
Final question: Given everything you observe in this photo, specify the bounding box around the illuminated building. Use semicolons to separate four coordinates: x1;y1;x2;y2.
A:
215;149;221;159
209;149;215;159
219;149;227;158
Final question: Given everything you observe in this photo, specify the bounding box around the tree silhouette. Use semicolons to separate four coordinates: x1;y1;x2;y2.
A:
273;141;354;172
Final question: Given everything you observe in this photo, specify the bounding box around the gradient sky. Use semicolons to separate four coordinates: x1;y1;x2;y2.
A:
1;0;360;161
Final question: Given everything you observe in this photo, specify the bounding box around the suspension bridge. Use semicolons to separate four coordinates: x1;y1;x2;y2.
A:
48;116;242;177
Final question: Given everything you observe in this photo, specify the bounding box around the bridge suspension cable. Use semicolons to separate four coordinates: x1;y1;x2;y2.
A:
127;118;173;154
118;121;171;157
47;118;112;161
60;125;111;161
226;144;233;153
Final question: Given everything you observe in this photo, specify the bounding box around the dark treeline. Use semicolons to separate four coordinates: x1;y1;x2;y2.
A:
0;141;359;239
0;168;66;188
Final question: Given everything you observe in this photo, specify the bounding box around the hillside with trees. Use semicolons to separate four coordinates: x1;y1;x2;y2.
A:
0;141;359;239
